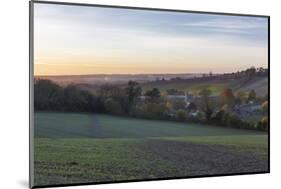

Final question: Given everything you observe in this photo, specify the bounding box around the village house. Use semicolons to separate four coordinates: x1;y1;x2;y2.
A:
233;101;262;116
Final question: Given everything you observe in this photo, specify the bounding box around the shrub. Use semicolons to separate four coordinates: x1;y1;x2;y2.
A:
211;110;226;126
34;79;63;110
262;101;269;115
205;107;213;121
139;102;168;119
196;111;205;121
257;116;268;131
175;109;187;121
187;110;204;123
104;98;124;115
225;113;243;128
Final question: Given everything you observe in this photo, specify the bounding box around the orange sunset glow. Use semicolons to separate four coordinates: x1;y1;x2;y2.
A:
34;3;268;76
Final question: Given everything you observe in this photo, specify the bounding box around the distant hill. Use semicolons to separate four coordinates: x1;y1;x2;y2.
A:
35;73;202;86
140;76;268;96
35;73;268;97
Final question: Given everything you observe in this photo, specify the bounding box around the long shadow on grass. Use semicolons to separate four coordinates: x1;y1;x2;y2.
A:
91;114;105;138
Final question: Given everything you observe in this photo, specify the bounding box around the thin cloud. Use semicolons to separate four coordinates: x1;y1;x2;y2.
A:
34;3;268;75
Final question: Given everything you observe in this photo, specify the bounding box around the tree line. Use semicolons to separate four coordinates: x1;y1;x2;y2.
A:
34;79;268;131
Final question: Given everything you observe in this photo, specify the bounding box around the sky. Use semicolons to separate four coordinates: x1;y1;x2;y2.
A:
34;3;268;75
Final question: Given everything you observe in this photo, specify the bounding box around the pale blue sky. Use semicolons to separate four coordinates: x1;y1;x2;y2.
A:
34;3;268;75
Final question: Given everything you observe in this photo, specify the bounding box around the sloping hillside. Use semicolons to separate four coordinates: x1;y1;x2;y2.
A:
237;77;268;96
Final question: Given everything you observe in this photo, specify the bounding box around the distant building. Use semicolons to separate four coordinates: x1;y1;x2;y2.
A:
233;101;262;115
138;96;147;101
166;95;186;100
189;110;200;118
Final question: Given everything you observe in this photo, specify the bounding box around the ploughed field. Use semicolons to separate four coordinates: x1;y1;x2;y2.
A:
33;112;268;186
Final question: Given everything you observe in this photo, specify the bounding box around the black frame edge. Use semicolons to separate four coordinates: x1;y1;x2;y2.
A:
29;0;271;188
32;0;270;18
29;1;35;188
267;16;270;173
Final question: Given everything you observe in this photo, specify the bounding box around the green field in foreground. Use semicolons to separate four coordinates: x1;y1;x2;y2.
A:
35;112;265;138
33;112;268;187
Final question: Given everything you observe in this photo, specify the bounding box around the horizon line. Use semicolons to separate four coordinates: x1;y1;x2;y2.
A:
34;70;268;77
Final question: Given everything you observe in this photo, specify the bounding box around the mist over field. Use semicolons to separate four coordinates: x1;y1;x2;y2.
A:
35;73;203;85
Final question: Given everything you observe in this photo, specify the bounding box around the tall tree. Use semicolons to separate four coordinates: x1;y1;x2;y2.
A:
220;88;235;107
145;88;161;102
248;89;257;101
199;88;213;121
125;81;142;112
236;91;246;104
245;67;256;79
34;79;63;110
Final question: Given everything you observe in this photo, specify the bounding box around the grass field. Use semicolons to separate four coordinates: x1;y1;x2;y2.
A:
142;82;229;96
140;77;268;96
33;112;268;186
